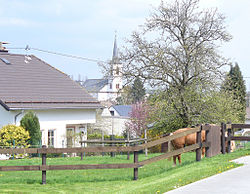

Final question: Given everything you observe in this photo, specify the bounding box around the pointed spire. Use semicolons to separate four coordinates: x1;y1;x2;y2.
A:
112;32;118;61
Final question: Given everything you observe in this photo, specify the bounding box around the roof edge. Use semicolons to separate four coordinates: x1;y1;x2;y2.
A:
9;106;103;111
5;101;100;104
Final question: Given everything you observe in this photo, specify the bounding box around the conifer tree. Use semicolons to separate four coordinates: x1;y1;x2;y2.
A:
20;111;41;147
130;77;145;103
222;63;246;122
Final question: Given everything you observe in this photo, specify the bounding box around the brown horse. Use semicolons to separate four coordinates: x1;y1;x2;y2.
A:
171;128;206;166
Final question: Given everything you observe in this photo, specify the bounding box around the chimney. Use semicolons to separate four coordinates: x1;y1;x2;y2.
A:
0;42;9;52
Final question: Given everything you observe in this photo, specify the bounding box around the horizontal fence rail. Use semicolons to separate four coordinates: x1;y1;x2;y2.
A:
79;138;146;144
0;127;200;155
231;136;250;141
0;163;142;171
228;123;250;129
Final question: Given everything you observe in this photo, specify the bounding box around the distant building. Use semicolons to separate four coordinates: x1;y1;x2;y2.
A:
83;35;123;102
89;105;132;136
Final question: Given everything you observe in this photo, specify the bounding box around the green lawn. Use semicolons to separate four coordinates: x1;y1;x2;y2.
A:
0;146;249;194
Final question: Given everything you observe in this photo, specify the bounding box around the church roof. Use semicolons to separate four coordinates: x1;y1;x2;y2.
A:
83;79;109;92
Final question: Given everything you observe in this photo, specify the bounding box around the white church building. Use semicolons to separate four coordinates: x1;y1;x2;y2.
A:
83;36;123;102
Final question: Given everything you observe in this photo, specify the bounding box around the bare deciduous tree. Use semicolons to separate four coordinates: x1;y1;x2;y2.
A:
121;0;232;126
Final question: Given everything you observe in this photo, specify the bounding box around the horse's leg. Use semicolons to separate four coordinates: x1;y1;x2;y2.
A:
177;154;181;164
173;155;177;167
202;147;205;158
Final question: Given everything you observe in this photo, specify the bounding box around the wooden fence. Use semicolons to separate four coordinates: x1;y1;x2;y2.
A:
222;123;250;154
0;126;210;184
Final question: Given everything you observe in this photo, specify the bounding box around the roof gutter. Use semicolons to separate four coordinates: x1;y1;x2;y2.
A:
14;110;24;125
9;106;103;111
0;100;10;111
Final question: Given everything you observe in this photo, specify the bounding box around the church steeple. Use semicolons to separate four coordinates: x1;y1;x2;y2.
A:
112;34;118;60
112;34;119;64
109;33;123;96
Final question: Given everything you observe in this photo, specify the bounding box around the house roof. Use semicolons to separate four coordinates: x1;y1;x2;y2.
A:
111;105;132;117
0;52;101;110
83;79;109;92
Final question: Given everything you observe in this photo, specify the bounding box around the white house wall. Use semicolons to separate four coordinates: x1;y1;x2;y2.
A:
22;109;96;148
112;117;128;136
0;105;19;128
0;107;96;148
92;116;129;136
99;85;110;101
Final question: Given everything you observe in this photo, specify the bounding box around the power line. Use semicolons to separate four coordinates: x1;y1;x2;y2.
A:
7;46;108;64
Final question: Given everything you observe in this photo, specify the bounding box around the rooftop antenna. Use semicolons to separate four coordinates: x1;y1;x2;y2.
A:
24;45;32;63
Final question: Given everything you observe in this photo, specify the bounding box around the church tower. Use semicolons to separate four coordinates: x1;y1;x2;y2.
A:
110;35;123;97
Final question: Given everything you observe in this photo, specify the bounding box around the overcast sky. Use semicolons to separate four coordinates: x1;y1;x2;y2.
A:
1;0;250;90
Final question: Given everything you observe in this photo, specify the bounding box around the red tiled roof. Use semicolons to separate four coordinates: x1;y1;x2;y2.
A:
0;52;101;110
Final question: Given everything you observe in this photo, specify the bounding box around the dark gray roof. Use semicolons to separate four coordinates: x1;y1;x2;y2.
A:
83;79;108;92
0;52;101;110
112;105;132;117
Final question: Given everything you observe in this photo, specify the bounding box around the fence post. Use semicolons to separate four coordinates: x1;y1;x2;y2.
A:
221;122;226;154
110;135;115;157
127;141;130;160
196;125;202;161
127;129;130;160
227;124;232;153
80;141;83;161
144;128;148;157
134;151;139;180
42;145;47;185
102;131;105;157
205;124;210;157
12;140;15;160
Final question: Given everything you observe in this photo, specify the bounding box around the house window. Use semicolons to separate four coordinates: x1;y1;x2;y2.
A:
110;110;115;116
110;83;112;89
41;129;45;145
48;130;55;147
66;127;75;148
116;84;120;89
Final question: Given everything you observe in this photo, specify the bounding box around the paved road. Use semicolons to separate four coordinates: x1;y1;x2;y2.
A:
166;156;250;194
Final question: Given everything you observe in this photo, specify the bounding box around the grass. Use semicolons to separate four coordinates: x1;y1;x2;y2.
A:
0;145;249;194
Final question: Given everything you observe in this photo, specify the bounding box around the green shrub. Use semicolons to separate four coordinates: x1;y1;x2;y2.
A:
87;133;124;139
0;124;30;148
20;111;41;147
